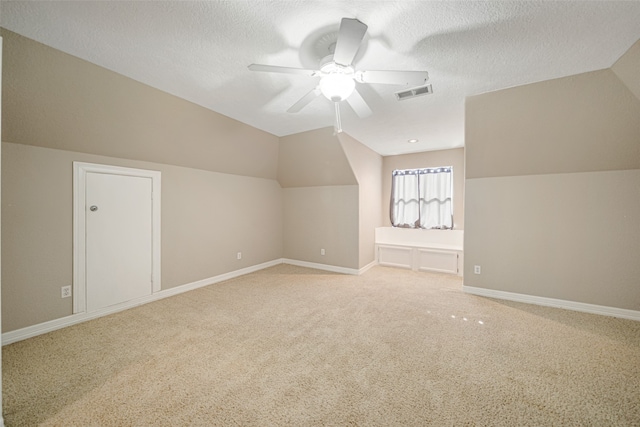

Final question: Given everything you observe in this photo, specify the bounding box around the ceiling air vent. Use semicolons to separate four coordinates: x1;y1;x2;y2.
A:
395;84;433;101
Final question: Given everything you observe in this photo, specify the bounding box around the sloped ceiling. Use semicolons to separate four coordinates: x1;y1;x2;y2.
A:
1;1;640;155
612;39;640;102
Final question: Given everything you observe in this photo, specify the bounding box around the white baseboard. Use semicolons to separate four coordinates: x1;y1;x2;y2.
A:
2;259;283;345
463;286;640;321
358;260;378;275
281;259;377;275
156;259;283;299
281;258;361;275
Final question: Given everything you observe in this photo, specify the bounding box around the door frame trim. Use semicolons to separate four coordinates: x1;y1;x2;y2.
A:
73;162;161;314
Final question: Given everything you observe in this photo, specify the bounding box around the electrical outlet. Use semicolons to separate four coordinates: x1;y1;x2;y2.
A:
320;248;325;256
61;285;72;298
474;265;481;275
237;252;242;260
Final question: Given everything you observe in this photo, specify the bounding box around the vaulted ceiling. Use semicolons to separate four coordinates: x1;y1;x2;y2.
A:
2;1;640;155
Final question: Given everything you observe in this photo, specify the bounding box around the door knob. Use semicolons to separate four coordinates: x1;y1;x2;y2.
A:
90;205;98;212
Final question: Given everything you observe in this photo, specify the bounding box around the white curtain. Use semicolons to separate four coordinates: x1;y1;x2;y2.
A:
419;169;453;229
390;171;420;227
391;167;453;229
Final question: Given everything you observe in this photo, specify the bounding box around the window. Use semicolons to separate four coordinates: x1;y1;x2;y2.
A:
390;166;453;229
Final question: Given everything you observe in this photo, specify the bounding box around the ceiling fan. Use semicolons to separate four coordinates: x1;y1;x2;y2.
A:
248;17;429;132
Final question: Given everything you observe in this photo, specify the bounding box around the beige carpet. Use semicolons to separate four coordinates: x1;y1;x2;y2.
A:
3;264;640;426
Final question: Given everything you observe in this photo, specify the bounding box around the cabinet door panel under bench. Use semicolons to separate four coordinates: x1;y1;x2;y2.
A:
416;248;459;274
377;245;414;270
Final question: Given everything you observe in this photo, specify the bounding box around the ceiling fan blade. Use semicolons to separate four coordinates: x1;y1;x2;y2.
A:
248;64;319;76
356;70;429;86
346;88;373;118
287;88;320;113
333;18;368;66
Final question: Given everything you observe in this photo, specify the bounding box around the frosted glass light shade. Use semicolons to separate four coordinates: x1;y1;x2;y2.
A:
319;74;355;102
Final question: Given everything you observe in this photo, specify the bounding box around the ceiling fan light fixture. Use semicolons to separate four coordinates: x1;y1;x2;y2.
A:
248;17;429;121
319;73;355;102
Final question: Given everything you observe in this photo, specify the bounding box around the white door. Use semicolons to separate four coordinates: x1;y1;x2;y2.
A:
85;172;153;312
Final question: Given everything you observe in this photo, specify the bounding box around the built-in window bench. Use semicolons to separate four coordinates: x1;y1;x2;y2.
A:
375;227;464;276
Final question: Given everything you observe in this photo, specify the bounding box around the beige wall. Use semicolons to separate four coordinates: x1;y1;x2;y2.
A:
464;41;640;311
2;142;283;331
278;127;357;188
338;132;383;268
382;148;465;229
0;28;279;179
283;186;359;269
279;127;360;269
466;69;639;179
465;170;640;309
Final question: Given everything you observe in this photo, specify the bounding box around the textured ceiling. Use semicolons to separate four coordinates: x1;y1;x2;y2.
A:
2;1;640;155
